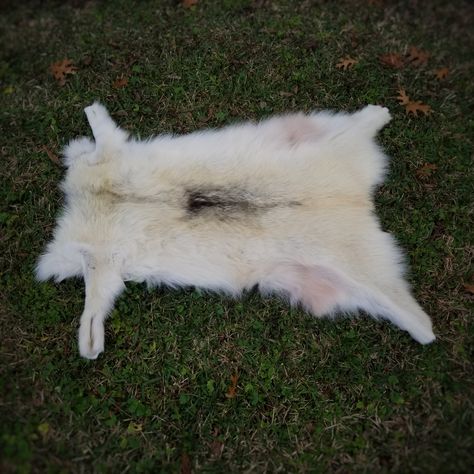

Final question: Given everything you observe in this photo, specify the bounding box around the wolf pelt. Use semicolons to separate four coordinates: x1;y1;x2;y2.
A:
36;102;435;359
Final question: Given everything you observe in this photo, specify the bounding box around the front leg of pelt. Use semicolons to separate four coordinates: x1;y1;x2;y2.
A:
84;102;128;161
77;252;125;359
84;102;115;135
78;311;105;359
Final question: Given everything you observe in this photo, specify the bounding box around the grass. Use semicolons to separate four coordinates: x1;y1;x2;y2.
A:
0;0;473;472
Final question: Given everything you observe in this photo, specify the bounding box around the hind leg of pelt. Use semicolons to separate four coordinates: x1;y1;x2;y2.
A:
338;225;435;343
350;237;435;343
369;280;435;344
260;258;435;344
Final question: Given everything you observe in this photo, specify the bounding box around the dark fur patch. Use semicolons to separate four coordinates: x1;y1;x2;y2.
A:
187;188;254;214
185;187;300;219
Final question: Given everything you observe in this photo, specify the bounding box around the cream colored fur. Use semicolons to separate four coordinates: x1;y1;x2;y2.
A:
36;103;435;359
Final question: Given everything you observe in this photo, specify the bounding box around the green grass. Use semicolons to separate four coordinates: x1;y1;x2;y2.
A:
1;0;473;472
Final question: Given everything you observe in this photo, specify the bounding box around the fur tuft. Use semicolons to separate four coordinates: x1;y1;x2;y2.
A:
62;137;96;167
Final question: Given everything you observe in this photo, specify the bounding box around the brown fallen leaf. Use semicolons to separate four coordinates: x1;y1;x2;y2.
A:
396;88;411;105
42;145;60;166
50;58;77;86
112;75;129;89
463;282;474;294
407;46;430;67
380;53;404;69
225;374;239;399
405;101;432;116
305;422;315;434
210;438;224;458
416;163;437;178
182;0;198;7
396;88;432;117
336;57;358;70
253;0;272;8
434;67;449;80
349;31;359;49
181;452;192;474
303;37;318;51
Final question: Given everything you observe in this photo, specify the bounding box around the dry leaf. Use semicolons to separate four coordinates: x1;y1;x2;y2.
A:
416;163;437;178
182;0;198;7
112;76;129;89
336;57;358;70
210;439;224;458
407;46;430;67
303;37;318;50
380;53;404;69
50;59;77;86
434;67;449;80
225;374;239;399
405;101;432;116
463;282;474;294
42;145;60;165
350;31;359;49
396;88;432;117
396;88;411;105
181;452;192;474
252;0;272;8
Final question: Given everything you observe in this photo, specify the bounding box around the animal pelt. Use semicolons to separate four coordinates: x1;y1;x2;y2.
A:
36;102;435;359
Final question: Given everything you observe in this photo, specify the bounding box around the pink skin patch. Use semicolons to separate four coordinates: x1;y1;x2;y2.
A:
263;263;347;316
297;266;344;314
283;115;321;146
290;264;345;314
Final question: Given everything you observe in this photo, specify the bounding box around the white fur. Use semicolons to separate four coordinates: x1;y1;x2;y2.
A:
36;102;435;359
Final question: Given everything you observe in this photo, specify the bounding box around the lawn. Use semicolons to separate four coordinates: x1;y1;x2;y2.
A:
1;0;473;472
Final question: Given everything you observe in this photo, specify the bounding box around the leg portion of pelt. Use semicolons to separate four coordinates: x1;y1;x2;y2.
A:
367;282;435;344
260;262;435;344
348;229;436;344
84;102;121;143
84;102;128;162
78;252;125;359
352;105;392;136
